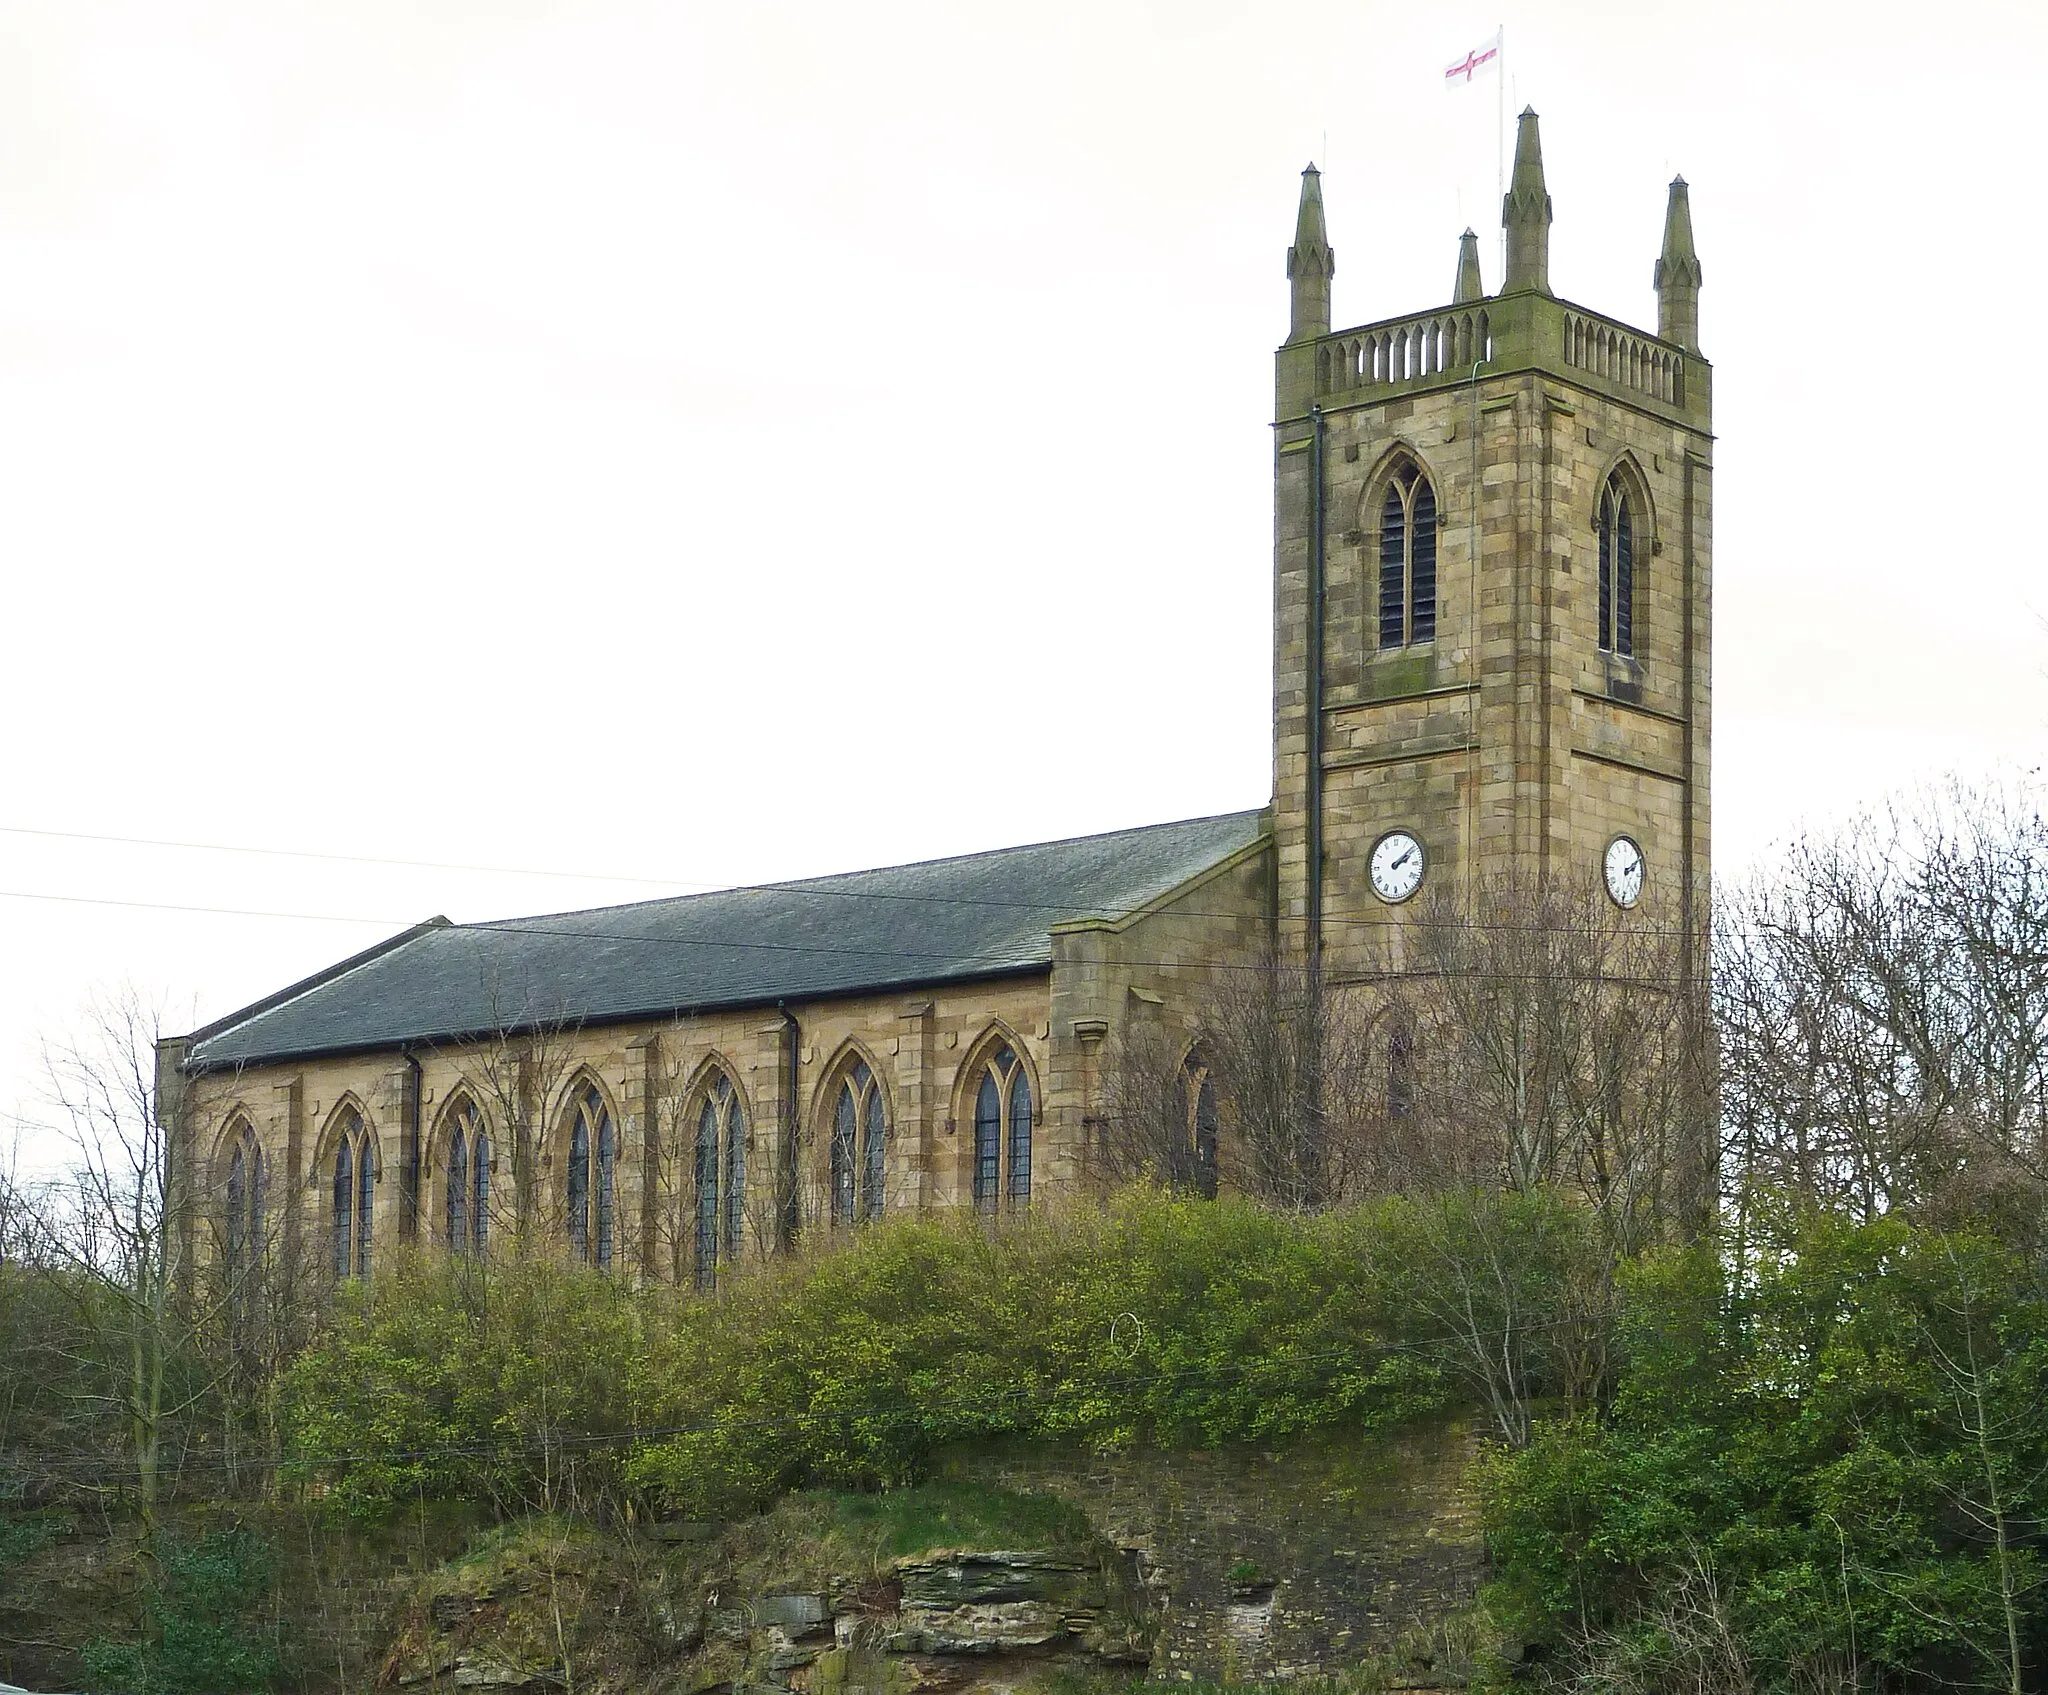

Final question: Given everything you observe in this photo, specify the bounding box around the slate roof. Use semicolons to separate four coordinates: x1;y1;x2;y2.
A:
184;810;1269;1070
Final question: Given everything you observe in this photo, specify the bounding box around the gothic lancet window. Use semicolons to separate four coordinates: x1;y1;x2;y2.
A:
831;1060;886;1227
566;1085;616;1269
447;1126;467;1251
445;1098;487;1256
1598;473;1636;657
1387;1023;1416;1121
1377;461;1438;649
1182;1053;1220;1200
971;1044;1033;1213
330;1109;374;1281
694;1071;747;1288
472;1127;491;1256
224;1128;264;1286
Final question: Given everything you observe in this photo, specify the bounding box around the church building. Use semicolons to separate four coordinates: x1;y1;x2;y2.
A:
166;111;1712;1288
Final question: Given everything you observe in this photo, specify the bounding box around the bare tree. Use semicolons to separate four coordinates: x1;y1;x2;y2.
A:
1094;1015;1216;1198
14;989;238;1557
1397;872;1714;1255
1094;951;1395;1210
1717;780;2048;1239
436;963;588;1258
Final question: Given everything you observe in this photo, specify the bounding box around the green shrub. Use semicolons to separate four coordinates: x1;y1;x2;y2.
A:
280;1192;1478;1520
623;1193;1446;1514
1481;1216;2048;1693
80;1529;279;1695
278;1252;648;1520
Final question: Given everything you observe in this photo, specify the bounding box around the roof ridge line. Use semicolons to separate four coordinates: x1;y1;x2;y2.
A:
463;808;1267;931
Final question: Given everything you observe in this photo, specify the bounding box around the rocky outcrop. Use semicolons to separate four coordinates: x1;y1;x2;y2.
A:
382;1534;1149;1695
374;1419;1488;1694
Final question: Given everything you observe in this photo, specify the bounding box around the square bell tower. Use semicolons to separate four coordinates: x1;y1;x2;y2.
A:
1270;109;1712;981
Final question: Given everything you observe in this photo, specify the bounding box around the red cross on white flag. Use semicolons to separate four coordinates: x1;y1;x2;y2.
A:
1444;30;1502;87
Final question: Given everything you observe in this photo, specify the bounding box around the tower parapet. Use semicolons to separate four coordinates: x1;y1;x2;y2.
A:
1274;114;1709;427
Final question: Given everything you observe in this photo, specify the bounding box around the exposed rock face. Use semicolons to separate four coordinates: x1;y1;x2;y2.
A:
372;1422;1487;1694
938;1423;1489;1687
387;1537;1146;1695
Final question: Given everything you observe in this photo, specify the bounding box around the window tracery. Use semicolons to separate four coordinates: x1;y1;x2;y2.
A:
831;1059;886;1227
224;1124;264;1284
566;1083;616;1269
330;1107;375;1281
971;1043;1033;1212
445;1097;488;1256
694;1071;747;1287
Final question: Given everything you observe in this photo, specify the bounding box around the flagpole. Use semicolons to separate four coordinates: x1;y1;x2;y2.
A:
1496;25;1506;285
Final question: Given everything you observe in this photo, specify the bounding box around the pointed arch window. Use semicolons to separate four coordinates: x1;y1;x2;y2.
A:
1182;1053;1220;1200
694;1072;748;1288
1377;461;1438;649
330;1109;374;1281
445;1098;488;1256
831;1060;887;1228
1598;473;1635;657
972;1044;1034;1213
1387;1023;1416;1121
224;1127;265;1284
566;1084;617;1269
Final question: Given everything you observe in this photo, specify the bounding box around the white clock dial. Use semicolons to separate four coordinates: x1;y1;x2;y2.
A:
1604;835;1645;908
1369;830;1426;903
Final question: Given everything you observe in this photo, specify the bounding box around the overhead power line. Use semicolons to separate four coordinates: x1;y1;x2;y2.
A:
0;818;1724;933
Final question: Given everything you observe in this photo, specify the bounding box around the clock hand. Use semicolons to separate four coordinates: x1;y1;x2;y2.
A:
1391;848;1415;870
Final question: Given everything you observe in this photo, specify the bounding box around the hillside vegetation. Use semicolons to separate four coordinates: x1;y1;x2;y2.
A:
6;1189;2046;1693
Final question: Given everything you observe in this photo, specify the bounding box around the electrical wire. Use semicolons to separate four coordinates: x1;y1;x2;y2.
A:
0;816;1734;937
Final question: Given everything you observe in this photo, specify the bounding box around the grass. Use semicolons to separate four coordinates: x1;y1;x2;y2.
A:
818;1481;1095;1559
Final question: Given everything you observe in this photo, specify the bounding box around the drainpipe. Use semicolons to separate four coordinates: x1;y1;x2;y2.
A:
777;1002;801;1251
402;1046;424;1246
1306;402;1327;971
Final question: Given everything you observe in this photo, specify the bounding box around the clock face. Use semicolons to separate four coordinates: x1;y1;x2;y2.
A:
1369;830;1426;903
1604;835;1646;908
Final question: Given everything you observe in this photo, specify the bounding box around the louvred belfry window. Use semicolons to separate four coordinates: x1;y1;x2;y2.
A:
1598;474;1635;657
1377;461;1438;649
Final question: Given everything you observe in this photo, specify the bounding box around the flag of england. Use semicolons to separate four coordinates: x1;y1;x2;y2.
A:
1445;31;1501;87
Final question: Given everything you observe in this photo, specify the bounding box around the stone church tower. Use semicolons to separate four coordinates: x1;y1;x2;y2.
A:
1271;109;1711;978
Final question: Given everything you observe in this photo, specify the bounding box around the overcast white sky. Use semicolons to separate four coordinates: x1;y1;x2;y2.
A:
2;0;2043;1165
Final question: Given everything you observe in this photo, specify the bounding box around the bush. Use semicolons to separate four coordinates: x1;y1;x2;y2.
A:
1481;1216;2048;1694
277;1253;647;1520
621;1194;1444;1514
80;1529;280;1695
282;1193;1475;1521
